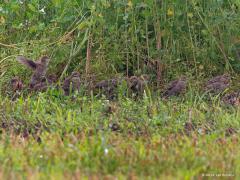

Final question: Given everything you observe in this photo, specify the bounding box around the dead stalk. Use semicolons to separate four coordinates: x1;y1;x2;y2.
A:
85;33;92;76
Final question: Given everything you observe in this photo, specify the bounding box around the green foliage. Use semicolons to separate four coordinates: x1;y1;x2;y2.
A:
1;0;240;86
0;93;239;178
1;1;240;178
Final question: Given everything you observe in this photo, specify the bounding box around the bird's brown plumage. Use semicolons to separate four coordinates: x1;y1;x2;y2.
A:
16;55;50;88
94;78;120;100
62;72;81;96
10;77;24;92
222;91;240;106
204;74;230;94
162;77;187;98
126;75;148;96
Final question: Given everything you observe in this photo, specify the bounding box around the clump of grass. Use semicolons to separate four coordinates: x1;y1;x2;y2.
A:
1;1;240;179
1;1;240;87
0;92;239;178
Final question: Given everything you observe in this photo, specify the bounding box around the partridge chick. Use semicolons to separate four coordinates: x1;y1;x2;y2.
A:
222;91;240;106
162;76;187;98
94;78;119;100
204;74;230;94
10;77;24;92
62;71;81;96
16;56;50;88
126;75;148;96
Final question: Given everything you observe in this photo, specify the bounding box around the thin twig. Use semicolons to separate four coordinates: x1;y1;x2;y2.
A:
0;43;17;48
85;32;92;75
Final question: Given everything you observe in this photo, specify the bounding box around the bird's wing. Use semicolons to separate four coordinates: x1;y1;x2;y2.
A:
62;78;71;90
16;56;37;70
162;81;176;97
163;80;186;97
166;80;179;91
207;75;229;84
95;80;113;88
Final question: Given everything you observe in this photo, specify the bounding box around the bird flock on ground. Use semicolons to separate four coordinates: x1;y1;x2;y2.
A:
9;55;240;106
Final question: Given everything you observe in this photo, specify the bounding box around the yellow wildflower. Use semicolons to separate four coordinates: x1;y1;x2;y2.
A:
199;65;204;70
128;1;133;8
0;16;5;24
187;12;193;18
167;8;174;16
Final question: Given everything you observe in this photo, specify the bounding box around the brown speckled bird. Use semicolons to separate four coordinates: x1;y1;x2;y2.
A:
162;76;187;98
10;77;24;101
10;77;24;92
31;82;48;92
126;75;148;96
16;55;50;88
94;78;119;100
204;74;230;94
46;74;57;84
30;74;57;92
95;78;119;89
222;91;240;106
62;71;81;96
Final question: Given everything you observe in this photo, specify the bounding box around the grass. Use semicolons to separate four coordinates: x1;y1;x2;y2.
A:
1;0;240;83
0;91;239;179
1;0;240;179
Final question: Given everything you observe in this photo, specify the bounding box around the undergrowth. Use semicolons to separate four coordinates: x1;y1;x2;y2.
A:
0;92;239;178
1;0;240;179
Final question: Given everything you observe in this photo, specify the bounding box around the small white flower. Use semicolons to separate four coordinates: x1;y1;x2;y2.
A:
24;20;29;26
104;148;109;155
68;144;74;148
18;0;24;4
39;7;46;14
198;128;203;135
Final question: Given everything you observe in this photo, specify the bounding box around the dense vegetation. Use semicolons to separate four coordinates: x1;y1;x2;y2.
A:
0;0;240;179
